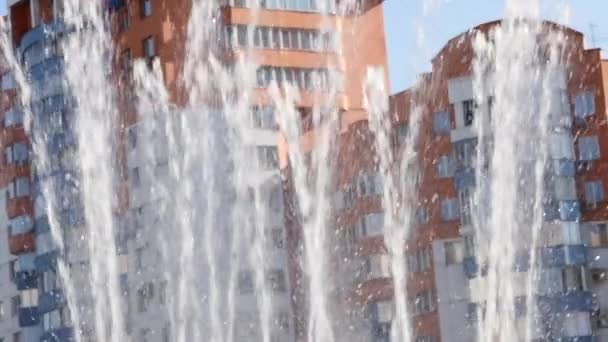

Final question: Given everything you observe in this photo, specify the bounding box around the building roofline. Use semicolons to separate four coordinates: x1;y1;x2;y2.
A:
431;19;585;64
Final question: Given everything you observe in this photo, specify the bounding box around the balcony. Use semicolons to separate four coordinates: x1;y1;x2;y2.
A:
35;251;59;273
542;245;587;267
538;291;596;314
463;256;478;279
559;200;582;222
454;167;475;191
588;247;608;269
29;56;63;82
18;307;39;327
39;290;66;315
15;270;37;290
9;232;35;255
552;159;576;177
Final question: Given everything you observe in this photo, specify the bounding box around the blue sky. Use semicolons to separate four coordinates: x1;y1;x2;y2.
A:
384;0;608;92
0;0;606;93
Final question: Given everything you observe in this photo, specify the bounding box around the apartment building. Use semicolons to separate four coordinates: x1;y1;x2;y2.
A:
1;0;388;341
111;1;388;342
0;39;31;342
382;21;608;341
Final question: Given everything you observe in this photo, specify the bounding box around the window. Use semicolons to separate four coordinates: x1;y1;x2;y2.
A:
1;73;15;90
410;247;432;273
444;241;464;265
271;228;285;249
578;135;600;161
415;207;428;225
549;132;574;160
143;36;156;60
459;189;473;226
463;100;475;126
366;254;390;279
136;283;154;313
135;247;144;270
275;312;290;331
455;139;476;168
464;235;475;257
5;143;28;165
574;92;595;118
31;0;40;27
119;6;131;32
11;296;19;317
585;181;604;206
258;146;279;169
591;224;608;247
412;291;434;315
238;270;254;294
141;0;152;17
7;177;30;199
267;269;286;292
436;155;454;178
252;106;276;130
121;49;132;78
20;289;38;307
12;332;20;342
159;281;167;305
361;213;384;237
433;111;450;134
4;108;23;127
441;198;460;221
0;301;4;321
53;0;64;20
140;328;150;342
130;167;140;187
394;122;408;147
9;216;34;236
128;126;137;149
256;66;333;90
562;267;584;291
9;261;16;282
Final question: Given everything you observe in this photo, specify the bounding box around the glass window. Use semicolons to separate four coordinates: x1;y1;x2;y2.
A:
455;139;476;168
11;296;19;317
415;207;428;225
258;146;278;169
281;30;291;49
574;92;595;118
362;213;384;236
462;100;475;126
238;270;253;294
130;167;141;187
550;132;574;160
143;36;155;59
141;0;152;17
436;155;454;178
20;289;38;308
585;181;604;205
8;216;34;236
31;0;40;27
271;228;284;249
445;241;464;265
441;198;460;221
4;108;23;127
119;6;130;32
267;269;286;292
433;111;451;134
578;135;600;161
394;122;408;146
